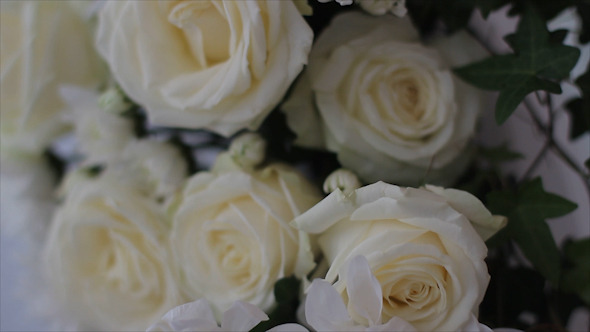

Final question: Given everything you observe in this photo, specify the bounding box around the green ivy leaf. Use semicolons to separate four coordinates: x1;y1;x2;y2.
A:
561;238;590;305
454;6;580;125
479;143;524;164
507;0;576;23
273;276;300;304
251;276;300;332
487;178;577;284
566;71;590;140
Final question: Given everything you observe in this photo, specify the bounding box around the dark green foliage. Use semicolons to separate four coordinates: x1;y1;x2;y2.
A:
479;263;548;329
506;0;575;22
487;178;577;284
561;238;590;305
454;6;580;124
566;71;590;140
479;143;524;164
251;276;301;332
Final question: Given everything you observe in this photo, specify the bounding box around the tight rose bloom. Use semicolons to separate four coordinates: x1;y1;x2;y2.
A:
292;182;505;331
44;180;182;331
170;156;322;317
0;1;104;165
96;1;313;136
283;13;487;186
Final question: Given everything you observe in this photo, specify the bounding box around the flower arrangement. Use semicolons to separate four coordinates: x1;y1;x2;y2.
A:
0;0;588;331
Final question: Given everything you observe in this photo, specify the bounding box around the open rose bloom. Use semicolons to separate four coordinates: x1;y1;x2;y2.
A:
283;12;488;186
96;0;312;136
169;154;323;318
293;182;506;330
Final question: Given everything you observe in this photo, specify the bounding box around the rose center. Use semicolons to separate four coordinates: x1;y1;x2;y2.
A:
392;79;422;120
208;229;252;285
168;1;231;67
374;258;448;324
388;281;432;308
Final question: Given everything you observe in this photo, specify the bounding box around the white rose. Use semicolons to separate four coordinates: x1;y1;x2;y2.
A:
170;160;322;317
44;179;183;331
60;86;135;165
292;182;502;331
96;0;313;136
102;139;189;199
283;13;488;186
0;1;104;160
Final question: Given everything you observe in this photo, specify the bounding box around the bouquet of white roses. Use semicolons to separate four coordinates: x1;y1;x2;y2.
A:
1;0;588;331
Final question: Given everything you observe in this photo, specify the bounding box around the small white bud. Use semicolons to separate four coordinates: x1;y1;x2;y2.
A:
323;168;361;195
229;132;267;169
98;86;131;113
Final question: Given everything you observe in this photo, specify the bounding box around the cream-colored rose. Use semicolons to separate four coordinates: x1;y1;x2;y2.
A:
96;0;313;136
60;86;135;165
0;1;104;160
44;179;183;331
283;13;488;186
293;182;504;331
170;158;322;317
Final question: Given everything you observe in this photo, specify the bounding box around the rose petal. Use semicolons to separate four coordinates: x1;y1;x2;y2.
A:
345;256;383;326
305;279;352;330
220;301;269;331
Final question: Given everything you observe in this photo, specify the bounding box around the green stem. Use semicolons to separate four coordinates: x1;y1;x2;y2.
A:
521;139;550;180
523;97;590;190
